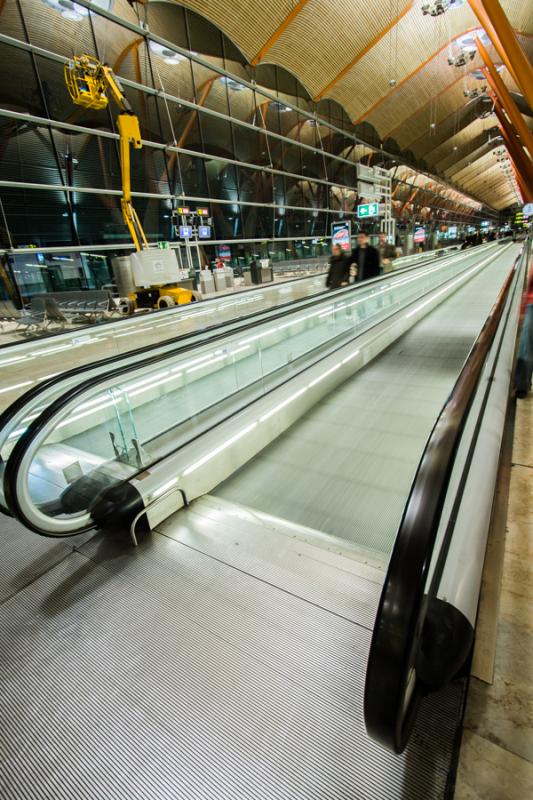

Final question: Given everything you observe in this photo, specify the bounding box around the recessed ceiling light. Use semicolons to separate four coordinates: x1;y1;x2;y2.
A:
149;41;185;66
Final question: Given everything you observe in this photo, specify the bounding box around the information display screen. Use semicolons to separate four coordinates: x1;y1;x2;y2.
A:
414;227;426;243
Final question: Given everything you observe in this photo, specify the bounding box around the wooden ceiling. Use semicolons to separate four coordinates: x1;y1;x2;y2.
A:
175;0;533;209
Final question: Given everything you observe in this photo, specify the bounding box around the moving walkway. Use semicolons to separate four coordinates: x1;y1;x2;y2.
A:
0;244;464;412
0;271;327;411
0;237;526;797
0;240;510;533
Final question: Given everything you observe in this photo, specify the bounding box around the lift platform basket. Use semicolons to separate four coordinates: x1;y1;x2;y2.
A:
64;54;109;111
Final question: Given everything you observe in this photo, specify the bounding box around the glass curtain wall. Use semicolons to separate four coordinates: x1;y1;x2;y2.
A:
0;0;492;265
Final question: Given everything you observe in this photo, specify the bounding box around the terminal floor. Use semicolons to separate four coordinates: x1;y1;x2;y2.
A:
0;245;525;799
0;499;466;799
215;251;514;555
455;392;533;800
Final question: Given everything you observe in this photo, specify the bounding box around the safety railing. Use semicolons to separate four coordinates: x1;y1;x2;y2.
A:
364;240;528;753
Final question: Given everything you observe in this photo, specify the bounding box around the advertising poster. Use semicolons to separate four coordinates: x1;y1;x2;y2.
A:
414;227;426;244
331;221;352;251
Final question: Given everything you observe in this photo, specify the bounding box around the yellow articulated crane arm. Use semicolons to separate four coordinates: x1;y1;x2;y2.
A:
64;54;148;251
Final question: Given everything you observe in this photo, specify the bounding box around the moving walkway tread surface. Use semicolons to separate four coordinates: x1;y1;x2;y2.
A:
0;506;465;800
215;245;516;556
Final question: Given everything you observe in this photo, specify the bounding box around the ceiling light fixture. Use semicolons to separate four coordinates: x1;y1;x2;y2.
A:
220;77;245;91
149;40;185;66
41;0;112;21
421;0;466;16
448;51;475;68
456;30;490;52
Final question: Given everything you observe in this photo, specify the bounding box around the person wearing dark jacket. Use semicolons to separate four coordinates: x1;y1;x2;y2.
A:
515;270;533;397
326;244;350;289
350;232;381;281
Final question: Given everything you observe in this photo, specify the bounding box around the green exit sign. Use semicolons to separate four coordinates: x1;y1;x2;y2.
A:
357;202;379;218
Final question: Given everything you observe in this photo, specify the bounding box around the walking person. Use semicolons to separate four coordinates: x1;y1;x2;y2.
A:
377;232;398;274
350;231;381;281
515;271;533;398
326;244;350;290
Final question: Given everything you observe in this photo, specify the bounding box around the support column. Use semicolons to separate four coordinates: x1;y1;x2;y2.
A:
469;0;533;110
493;102;533;199
467;0;520;87
476;37;533;160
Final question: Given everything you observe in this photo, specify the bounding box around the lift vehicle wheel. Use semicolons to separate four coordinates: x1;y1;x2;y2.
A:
157;295;176;309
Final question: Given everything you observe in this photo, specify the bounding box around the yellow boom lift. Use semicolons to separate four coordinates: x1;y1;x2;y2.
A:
64;54;194;310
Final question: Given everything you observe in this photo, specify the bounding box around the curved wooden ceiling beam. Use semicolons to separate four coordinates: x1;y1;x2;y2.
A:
355;25;531;125
251;0;312;67
355;26;480;124
406;97;492;154
113;37;144;74
314;1;414;101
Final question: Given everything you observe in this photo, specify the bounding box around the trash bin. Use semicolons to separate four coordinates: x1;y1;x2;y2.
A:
199;269;215;294
214;267;234;291
250;259;273;285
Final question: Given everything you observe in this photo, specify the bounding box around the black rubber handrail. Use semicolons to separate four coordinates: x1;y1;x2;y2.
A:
364;244;525;754
3;242;511;536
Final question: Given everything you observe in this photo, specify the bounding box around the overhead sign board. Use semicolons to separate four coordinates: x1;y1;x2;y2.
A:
198;226;211;239
357;202;379;219
414;227;426;243
177;207;190;215
179;225;193;239
357;181;380;200
331;221;351;251
357;164;376;182
197;207;210;216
